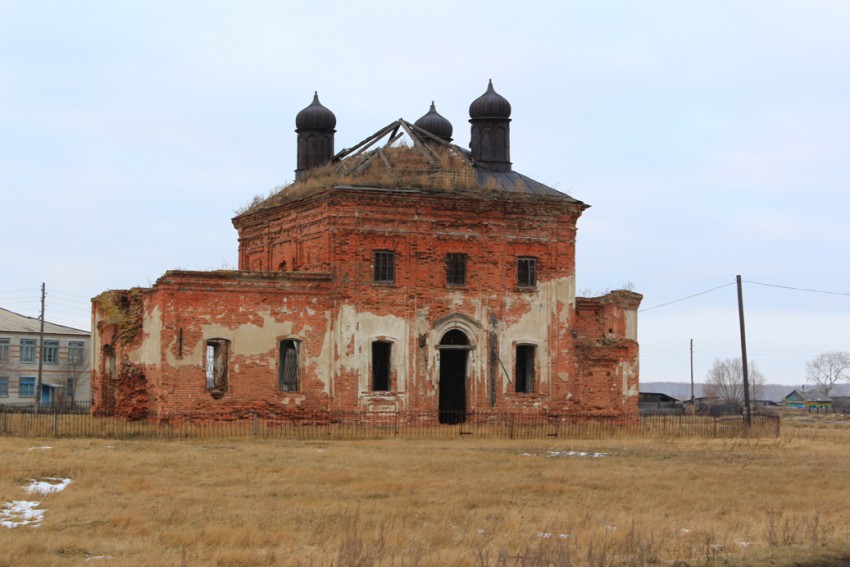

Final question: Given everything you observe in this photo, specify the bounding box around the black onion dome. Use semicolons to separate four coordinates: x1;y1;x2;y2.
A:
414;101;453;141
295;92;336;130
469;79;511;119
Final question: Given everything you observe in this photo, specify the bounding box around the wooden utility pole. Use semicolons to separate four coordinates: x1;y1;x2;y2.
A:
34;282;45;413
689;339;694;404
736;275;752;427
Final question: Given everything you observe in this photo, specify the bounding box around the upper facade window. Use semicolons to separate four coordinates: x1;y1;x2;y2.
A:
445;253;467;286
68;341;85;365
373;251;396;284
517;257;537;288
0;338;8;362
43;340;59;364
0;377;8;397
20;339;36;363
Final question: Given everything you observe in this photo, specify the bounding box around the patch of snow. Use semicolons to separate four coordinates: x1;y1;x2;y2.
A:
547;451;608;458
2;477;73;529
28;446;52;451
85;556;114;562
25;478;72;495
1;500;45;528
536;531;569;539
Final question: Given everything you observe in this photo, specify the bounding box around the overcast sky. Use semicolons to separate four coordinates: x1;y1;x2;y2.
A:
2;1;848;386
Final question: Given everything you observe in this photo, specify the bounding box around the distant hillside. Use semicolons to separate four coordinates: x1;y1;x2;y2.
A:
640;381;850;403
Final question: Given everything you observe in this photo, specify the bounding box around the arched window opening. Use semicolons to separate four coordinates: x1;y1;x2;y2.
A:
440;329;469;346
372;341;392;391
279;340;300;392
205;339;230;399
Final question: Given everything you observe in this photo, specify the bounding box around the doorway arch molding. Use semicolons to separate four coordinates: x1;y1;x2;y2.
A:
431;313;482;348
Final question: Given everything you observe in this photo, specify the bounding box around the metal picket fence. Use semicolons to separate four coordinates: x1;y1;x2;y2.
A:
0;402;780;440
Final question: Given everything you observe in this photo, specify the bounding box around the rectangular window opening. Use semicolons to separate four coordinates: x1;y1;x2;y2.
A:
19;377;36;398
205;339;229;398
371;341;392;392
279;340;300;392
43;340;59;364
445;253;467;286
0;377;8;397
517;257;537;288
68;341;85;365
20;339;36;363
516;345;536;394
373;250;396;284
0;338;9;362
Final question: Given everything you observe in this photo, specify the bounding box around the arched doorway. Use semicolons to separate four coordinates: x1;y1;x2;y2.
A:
439;329;470;424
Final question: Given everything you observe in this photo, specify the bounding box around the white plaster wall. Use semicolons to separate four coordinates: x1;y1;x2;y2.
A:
335;305;409;396
625;310;638;341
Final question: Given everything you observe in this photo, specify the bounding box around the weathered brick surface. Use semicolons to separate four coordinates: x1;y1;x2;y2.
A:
92;186;642;423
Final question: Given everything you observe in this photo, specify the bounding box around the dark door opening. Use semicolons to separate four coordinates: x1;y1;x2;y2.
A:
439;329;470;424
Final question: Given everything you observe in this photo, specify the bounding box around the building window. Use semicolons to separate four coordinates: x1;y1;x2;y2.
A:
445;253;467;286
373;250;396;284
515;345;535;393
19;377;36;398
43;340;59;364
20;339;36;363
517;257;537;288
0;338;9;362
371;341;392;391
205;339;229;399
66;377;75;397
68;341;85;365
279;340;299;392
0;377;8;397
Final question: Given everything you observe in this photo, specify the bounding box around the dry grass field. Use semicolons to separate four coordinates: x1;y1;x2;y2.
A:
2;418;849;566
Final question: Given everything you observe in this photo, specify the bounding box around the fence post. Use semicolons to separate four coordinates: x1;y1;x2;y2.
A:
253;411;258;436
53;410;58;437
1;407;5;434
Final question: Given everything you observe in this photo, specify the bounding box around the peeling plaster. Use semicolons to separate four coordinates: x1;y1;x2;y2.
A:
139;306;163;366
335;305;409;395
620;359;639;397
625;310;638;341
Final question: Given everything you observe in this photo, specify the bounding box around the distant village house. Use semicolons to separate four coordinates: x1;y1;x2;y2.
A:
0;307;91;406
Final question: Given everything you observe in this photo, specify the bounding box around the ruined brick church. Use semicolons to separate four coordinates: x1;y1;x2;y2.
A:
92;81;642;423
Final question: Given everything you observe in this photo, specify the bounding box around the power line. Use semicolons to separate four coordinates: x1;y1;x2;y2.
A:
639;278;849;314
639;282;735;313
744;280;850;297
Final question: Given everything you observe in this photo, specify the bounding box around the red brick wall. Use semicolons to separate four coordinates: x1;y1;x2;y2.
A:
92;187;641;423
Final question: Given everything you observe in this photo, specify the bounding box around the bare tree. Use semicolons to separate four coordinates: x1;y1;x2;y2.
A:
704;357;765;409
806;351;850;396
